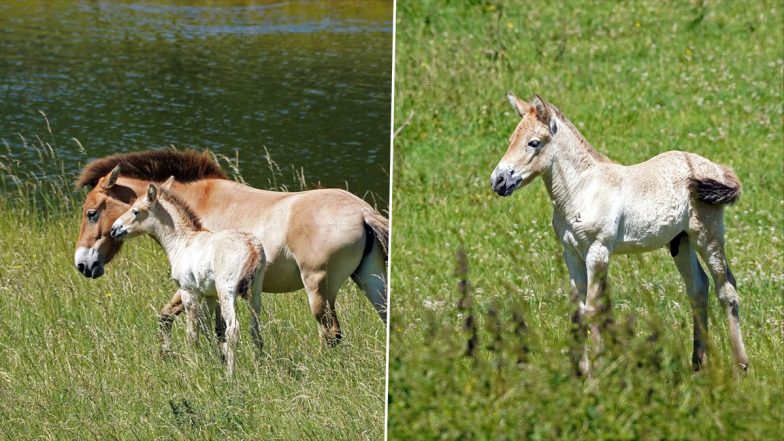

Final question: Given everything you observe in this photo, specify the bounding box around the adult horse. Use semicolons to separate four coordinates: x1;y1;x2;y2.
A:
490;92;748;376
74;149;388;350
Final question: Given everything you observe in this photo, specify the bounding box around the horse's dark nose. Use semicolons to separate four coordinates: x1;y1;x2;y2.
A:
77;263;85;274
90;264;104;278
110;225;125;240
491;167;520;197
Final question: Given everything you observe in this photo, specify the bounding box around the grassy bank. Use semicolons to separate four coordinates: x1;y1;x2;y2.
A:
0;145;386;439
389;0;783;439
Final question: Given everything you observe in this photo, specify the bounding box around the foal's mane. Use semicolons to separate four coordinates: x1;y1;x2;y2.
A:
77;149;228;189
546;103;611;163
158;189;204;231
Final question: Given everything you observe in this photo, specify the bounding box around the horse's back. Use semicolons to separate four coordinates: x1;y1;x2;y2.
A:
186;180;378;291
285;188;375;271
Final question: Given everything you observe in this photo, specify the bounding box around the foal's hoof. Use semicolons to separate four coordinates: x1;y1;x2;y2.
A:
739;362;748;372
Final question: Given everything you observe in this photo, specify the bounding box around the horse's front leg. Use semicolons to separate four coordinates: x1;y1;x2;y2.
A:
563;248;589;376
582;243;613;375
159;290;185;355
180;290;199;346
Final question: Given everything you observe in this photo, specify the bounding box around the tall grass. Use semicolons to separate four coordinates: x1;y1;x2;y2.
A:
0;129;386;439
389;0;783;439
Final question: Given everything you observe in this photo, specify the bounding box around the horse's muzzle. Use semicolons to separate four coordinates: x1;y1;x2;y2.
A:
110;225;127;240
490;167;521;197
76;261;104;278
74;246;105;278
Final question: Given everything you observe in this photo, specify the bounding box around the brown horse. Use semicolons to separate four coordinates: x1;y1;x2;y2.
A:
74;150;388;351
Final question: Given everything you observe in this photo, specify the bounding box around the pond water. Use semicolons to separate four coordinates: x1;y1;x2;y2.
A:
0;0;392;206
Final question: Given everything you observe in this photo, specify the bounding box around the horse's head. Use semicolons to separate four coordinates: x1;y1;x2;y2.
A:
74;165;138;278
490;92;558;196
110;177;173;241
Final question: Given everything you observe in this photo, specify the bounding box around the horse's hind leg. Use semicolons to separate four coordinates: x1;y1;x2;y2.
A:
302;269;343;347
159;290;185;354
692;210;749;370
217;289;239;378
671;234;710;370
350;242;387;324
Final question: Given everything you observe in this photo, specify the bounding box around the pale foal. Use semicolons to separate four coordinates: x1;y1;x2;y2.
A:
111;176;265;378
491;93;748;376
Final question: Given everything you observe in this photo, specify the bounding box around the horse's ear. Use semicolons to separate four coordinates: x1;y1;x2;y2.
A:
161;176;175;191
103;165;121;189
147;183;158;203
532;94;557;134
507;91;534;117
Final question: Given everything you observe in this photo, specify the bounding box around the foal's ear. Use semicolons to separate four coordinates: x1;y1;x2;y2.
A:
103;165;121;189
533;94;557;134
507;91;534;117
161;176;176;191
147;183;158;203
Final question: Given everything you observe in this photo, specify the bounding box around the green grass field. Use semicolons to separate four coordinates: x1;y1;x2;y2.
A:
389;0;783;439
0;145;386;439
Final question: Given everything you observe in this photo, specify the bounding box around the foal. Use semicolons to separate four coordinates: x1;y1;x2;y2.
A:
111;177;265;377
491;92;748;376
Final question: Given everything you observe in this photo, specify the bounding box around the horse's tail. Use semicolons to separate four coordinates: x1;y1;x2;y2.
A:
688;165;741;205
363;209;389;262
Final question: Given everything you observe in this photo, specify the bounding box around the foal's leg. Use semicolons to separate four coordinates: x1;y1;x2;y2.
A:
217;289;239;378
583;244;612;370
671;235;710;370
214;301;226;360
159;290;184;354
692;215;749;371
563;248;589;376
180;290;199;346
302;269;343;347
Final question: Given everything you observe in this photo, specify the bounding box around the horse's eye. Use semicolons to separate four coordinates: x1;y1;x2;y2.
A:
86;210;99;223
528;139;541;148
132;209;139;217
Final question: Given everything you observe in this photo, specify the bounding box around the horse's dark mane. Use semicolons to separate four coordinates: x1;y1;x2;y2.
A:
159;189;204;231
548;103;611;163
76;149;228;189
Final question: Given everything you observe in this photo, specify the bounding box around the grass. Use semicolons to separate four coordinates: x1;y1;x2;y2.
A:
0;139;386;439
389;0;783;439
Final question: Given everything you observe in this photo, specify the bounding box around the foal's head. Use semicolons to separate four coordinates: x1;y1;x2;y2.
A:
110;177;174;241
490;92;558;196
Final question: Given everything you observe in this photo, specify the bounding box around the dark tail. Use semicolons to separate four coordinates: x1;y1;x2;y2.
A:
364;214;389;262
351;212;389;278
688;167;741;205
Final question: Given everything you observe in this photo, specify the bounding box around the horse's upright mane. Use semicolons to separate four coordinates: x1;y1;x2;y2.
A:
158;188;204;231
76;149;228;188
547;103;611;163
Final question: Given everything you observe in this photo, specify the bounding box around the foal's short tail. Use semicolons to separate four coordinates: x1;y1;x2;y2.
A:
689;166;742;205
237;238;265;297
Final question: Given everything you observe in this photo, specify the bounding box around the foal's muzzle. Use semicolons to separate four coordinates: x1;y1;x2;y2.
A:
110;225;127;240
490;166;522;197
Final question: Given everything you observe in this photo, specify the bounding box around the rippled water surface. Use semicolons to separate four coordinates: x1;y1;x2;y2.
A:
0;0;392;204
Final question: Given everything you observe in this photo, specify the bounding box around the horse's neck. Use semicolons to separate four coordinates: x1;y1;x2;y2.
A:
541;119;604;217
148;201;198;265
